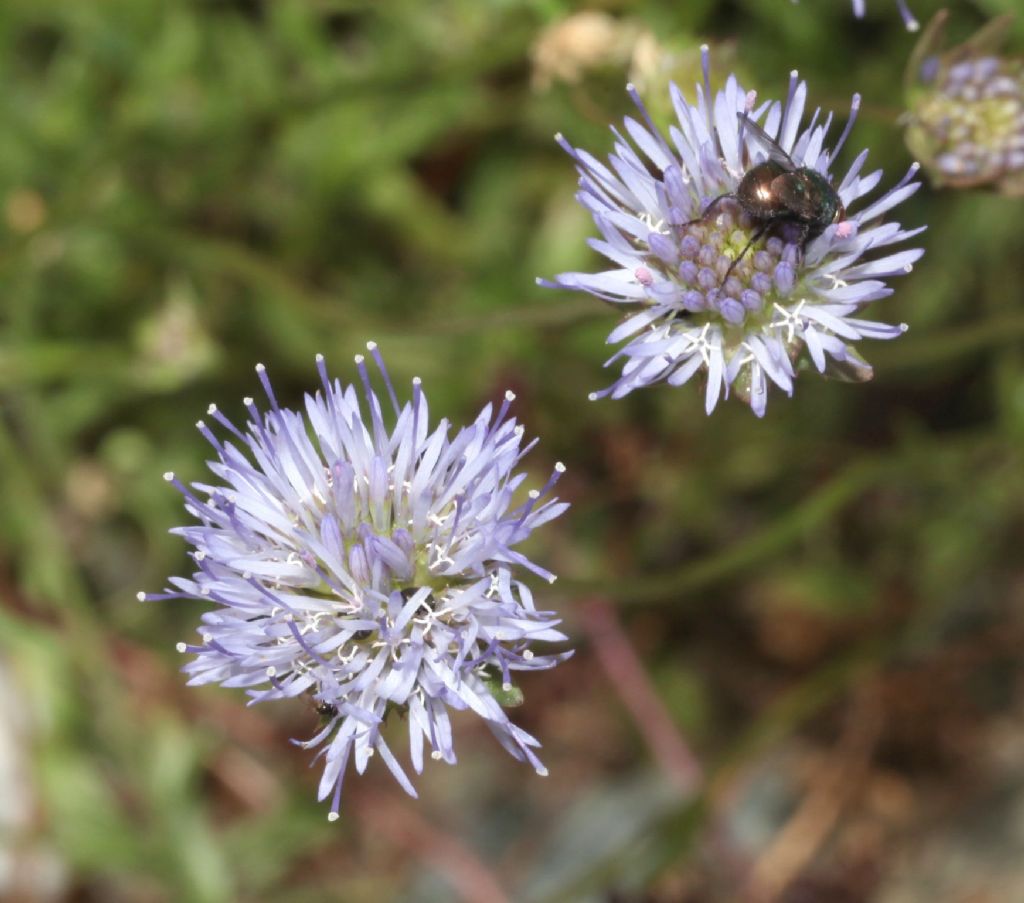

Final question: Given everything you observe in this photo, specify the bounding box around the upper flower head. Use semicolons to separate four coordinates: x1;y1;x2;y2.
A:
542;47;924;416
904;11;1024;195
141;345;569;819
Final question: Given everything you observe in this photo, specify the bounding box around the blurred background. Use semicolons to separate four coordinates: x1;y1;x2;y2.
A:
2;0;1024;900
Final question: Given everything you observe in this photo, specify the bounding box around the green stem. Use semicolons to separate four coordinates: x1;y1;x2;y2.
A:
559;456;888;605
875;313;1024;370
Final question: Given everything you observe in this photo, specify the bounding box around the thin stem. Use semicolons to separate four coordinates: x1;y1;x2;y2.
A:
742;687;882;902
560;456;889;605
125;224;603;337
581;597;703;795
874;312;1024;370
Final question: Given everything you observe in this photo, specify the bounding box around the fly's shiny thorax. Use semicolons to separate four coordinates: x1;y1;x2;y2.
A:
737;160;790;218
736;161;845;241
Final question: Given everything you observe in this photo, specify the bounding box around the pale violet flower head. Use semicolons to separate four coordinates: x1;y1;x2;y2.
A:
141;346;569;819
542;47;925;416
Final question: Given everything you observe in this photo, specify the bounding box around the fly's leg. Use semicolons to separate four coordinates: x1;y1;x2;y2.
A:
790;222;812;271
720;224;769;286
682;193;735;228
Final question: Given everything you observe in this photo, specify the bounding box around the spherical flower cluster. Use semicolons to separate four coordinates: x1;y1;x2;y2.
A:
542;47;924;416
905;12;1024;195
141;346;570;819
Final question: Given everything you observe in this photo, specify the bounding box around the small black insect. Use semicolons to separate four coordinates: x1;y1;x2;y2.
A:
315;700;339;722
688;113;846;284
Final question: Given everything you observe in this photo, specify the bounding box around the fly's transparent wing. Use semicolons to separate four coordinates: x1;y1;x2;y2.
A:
738;112;796;169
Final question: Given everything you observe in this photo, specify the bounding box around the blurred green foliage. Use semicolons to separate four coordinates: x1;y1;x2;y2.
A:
2;0;1024;900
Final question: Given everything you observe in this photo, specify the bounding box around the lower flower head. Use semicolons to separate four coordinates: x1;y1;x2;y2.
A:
542;47;924;416
140;346;570;819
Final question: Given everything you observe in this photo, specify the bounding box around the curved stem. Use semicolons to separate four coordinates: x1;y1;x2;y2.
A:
559;456;889;605
874;312;1024;370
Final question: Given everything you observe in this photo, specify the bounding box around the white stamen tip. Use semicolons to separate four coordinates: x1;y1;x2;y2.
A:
176;642;187;653
207;403;218;414
366;341;377;351
266;666;277;677
502;682;513;692
851;93;862;109
195;420;205;430
554;132;563;141
536;766;549;777
194;551;206;561
587;393;598;402
136;591;147;602
555;462;566;473
241;571;251;580
626;82;636;92
505;390;516;402
412;377;421;385
327;812;340;822
199;587;210;596
431;750;443;761
523;649;534;660
548;575;558;584
243;397;254;406
255;363;265;373
700;43;709;52
163;472;174;482
315;353;324;363
790;69;798;78
903;264;913;273
202;633;213;644
900;323;910;333
354;354;364;364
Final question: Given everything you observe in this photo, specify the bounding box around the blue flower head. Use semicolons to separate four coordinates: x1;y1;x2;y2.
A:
141;345;570;819
542;47;925;416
